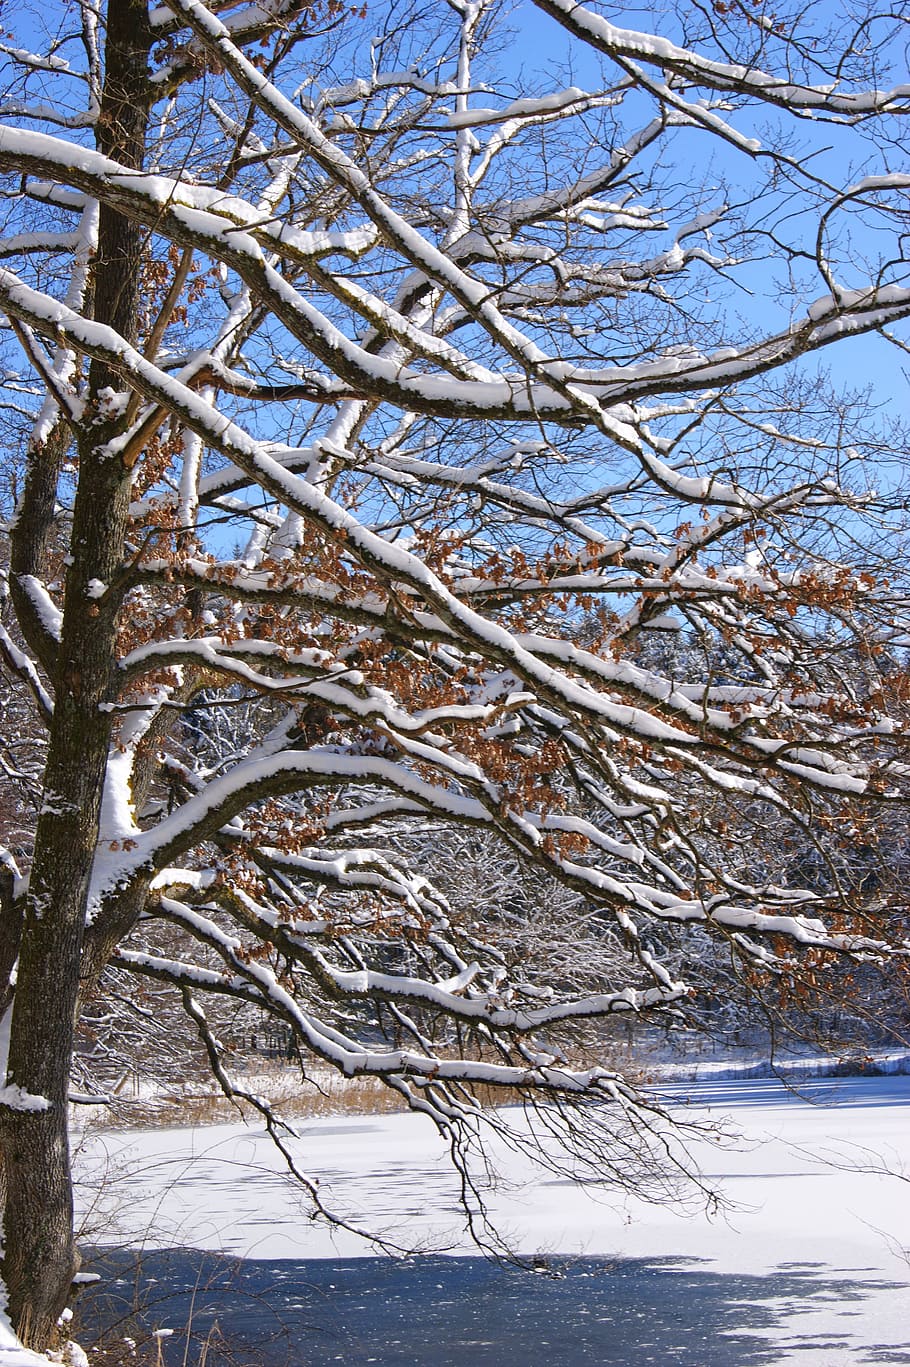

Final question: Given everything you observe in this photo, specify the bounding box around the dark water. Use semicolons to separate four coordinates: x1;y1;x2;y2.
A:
78;1247;910;1366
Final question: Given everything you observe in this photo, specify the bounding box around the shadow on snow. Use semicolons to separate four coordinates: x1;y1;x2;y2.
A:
78;1247;910;1367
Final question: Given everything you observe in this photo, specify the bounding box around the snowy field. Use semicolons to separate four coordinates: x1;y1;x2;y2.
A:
75;1074;910;1365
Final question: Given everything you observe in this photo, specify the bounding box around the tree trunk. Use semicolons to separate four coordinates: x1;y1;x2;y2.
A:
0;1;151;1344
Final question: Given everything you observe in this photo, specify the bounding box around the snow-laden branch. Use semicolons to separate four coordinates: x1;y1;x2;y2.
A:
533;0;910;118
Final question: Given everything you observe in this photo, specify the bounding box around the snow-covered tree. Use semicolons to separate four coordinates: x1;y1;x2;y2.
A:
1;0;909;1345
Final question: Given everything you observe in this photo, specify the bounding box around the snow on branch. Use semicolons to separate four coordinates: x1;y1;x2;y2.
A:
533;0;910;118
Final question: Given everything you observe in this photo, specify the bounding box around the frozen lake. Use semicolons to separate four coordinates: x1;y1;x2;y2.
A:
76;1074;910;1365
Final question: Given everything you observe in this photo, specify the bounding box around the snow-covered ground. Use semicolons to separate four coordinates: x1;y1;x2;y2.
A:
76;1074;910;1365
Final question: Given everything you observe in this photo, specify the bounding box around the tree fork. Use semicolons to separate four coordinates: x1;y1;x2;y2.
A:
0;0;152;1344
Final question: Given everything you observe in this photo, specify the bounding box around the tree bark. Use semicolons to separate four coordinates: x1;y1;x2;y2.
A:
0;1;151;1345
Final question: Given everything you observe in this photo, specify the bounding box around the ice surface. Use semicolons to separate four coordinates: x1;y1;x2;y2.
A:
75;1074;910;1365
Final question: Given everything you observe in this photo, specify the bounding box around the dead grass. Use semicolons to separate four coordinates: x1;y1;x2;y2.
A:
94;1047;647;1132
96;1072;407;1131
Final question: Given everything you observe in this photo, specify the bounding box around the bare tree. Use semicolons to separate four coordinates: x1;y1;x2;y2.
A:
0;0;909;1345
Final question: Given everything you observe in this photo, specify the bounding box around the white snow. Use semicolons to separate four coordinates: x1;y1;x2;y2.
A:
0;1329;57;1367
75;1074;910;1364
16;577;62;641
0;1084;50;1112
